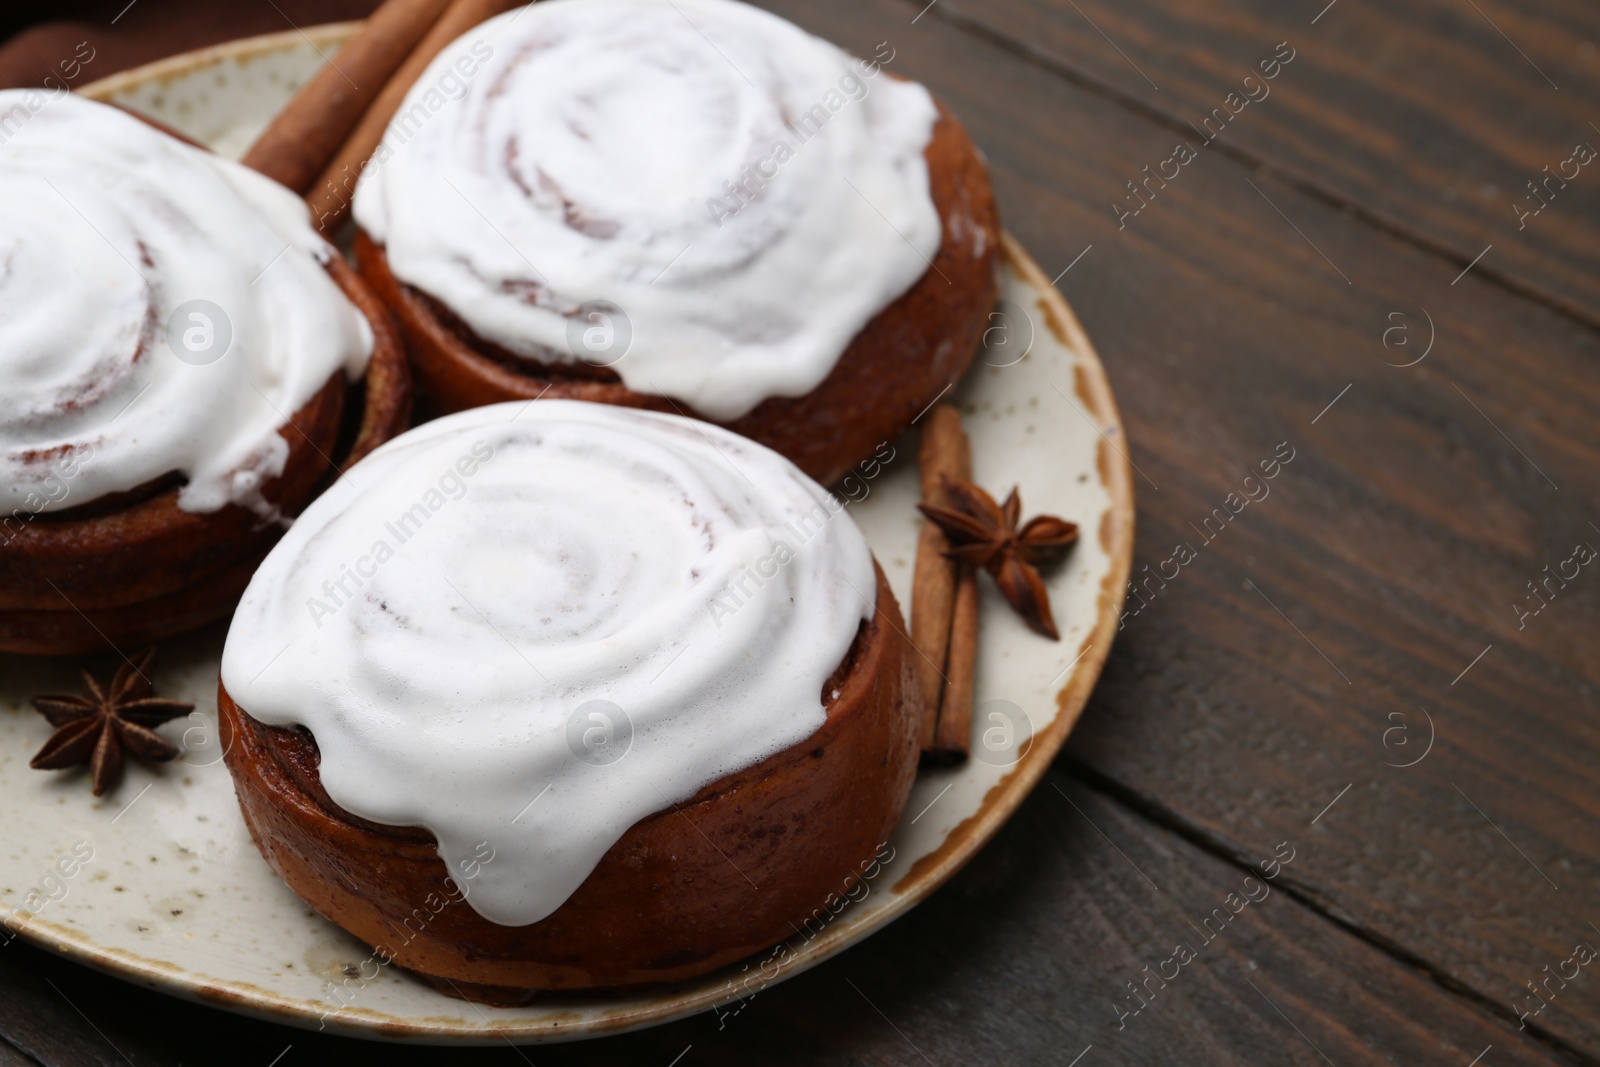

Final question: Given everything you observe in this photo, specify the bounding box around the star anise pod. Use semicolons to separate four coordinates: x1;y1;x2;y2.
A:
918;479;1079;640
30;648;192;796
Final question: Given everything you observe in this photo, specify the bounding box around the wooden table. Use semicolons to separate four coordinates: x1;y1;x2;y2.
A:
4;0;1600;1063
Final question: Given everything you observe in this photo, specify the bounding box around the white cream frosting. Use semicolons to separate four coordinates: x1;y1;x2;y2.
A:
0;92;372;519
352;0;941;421
220;400;876;926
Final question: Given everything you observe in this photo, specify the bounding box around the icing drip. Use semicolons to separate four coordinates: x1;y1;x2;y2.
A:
353;0;940;421
220;400;877;926
0;92;373;518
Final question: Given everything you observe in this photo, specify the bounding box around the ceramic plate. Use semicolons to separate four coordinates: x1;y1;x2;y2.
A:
0;24;1133;1044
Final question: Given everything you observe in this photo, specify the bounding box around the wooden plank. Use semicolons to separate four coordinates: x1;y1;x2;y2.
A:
903;0;1600;327
0;774;1567;1065
658;776;1572;1067
0;0;382;91
747;0;1600;1057
0;1040;37;1067
0;939;167;1066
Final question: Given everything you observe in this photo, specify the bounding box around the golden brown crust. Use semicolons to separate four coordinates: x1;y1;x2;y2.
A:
218;562;919;998
0;259;411;656
355;100;1000;487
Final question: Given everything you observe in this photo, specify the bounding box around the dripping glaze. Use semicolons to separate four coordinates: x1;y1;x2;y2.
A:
221;400;876;926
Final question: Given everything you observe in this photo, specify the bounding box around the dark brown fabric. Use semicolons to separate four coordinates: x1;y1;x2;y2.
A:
0;1;382;90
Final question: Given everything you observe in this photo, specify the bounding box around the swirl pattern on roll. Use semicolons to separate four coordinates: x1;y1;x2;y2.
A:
0;93;372;519
353;0;941;421
221;400;876;926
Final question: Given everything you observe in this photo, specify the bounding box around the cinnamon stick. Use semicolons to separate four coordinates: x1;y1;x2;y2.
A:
912;404;977;764
241;0;455;193
912;523;955;751
933;563;979;758
306;0;523;233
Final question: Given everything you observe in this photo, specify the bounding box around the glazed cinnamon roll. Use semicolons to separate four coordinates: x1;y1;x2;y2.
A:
352;0;998;486
218;400;918;998
0;93;410;656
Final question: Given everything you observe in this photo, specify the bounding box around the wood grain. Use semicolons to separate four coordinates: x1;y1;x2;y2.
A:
901;0;1600;327
754;0;1600;1058
0;773;1572;1066
0;0;380;92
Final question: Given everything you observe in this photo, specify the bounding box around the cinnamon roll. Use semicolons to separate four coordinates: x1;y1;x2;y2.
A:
0;93;410;655
218;400;918;998
352;0;998;487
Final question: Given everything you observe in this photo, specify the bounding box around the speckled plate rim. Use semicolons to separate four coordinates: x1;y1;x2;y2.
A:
45;25;1136;1043
78;21;363;102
